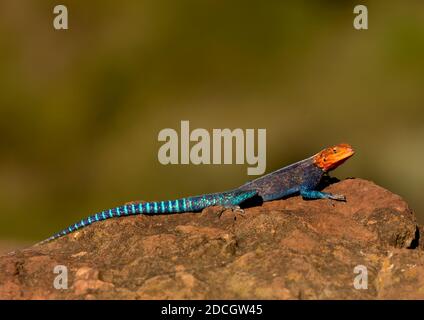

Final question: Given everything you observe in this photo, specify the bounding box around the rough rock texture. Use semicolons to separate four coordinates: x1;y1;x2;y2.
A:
1;178;424;299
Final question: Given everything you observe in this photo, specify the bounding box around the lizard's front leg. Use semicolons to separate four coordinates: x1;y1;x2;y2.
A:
300;187;346;201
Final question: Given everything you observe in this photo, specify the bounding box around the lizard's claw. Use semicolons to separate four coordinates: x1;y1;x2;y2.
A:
231;205;246;219
329;194;346;201
230;205;244;214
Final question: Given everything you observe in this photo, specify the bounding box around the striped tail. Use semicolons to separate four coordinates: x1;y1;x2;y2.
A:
36;189;257;245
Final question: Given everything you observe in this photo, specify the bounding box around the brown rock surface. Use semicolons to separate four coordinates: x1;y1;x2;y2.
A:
1;178;423;299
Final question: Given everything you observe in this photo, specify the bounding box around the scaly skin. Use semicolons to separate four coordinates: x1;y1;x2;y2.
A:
38;189;257;244
238;143;354;201
38;143;354;244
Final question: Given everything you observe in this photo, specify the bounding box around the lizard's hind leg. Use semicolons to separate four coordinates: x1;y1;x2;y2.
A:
219;189;258;208
218;189;258;218
201;189;257;219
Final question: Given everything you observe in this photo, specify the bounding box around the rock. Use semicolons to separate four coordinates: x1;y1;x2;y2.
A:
1;178;423;299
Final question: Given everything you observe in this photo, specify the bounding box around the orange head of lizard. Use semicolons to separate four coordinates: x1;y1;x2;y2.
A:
313;143;355;172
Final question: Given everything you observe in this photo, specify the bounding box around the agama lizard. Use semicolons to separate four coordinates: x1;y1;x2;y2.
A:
38;143;354;244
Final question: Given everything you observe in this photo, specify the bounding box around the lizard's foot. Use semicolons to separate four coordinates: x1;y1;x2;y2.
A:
231;205;245;214
300;189;346;202
210;206;246;219
228;205;246;219
328;194;346;201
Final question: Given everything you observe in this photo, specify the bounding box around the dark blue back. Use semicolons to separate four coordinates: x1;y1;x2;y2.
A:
238;157;323;201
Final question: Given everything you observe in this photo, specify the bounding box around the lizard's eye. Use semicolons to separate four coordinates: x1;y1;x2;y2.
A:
323;157;327;162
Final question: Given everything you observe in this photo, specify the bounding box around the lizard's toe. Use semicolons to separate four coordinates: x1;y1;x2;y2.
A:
231;205;245;214
330;194;346;201
230;205;246;219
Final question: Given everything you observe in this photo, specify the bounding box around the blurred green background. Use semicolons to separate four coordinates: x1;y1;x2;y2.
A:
0;1;423;249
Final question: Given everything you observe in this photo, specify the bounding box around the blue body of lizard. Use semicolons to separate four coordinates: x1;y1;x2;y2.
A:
39;144;354;244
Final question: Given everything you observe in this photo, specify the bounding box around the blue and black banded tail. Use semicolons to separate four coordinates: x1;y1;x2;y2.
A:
36;189;257;245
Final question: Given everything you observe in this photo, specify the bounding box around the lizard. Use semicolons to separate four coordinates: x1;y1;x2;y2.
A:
37;143;354;244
